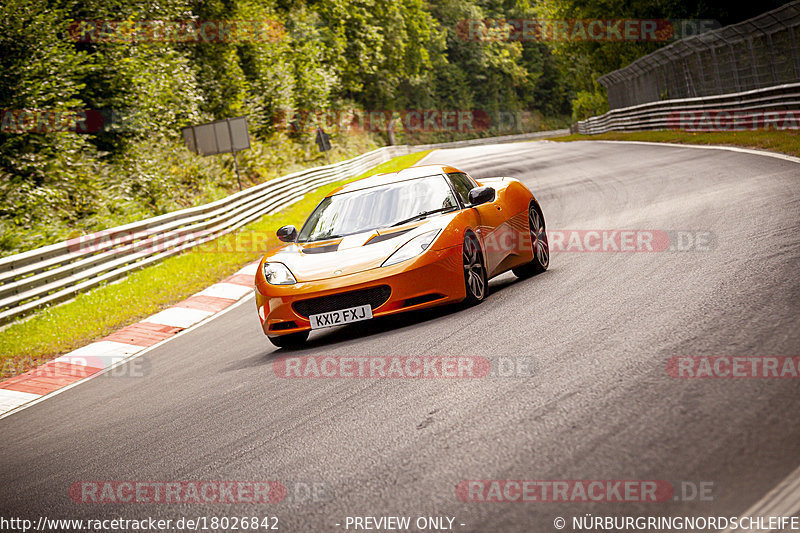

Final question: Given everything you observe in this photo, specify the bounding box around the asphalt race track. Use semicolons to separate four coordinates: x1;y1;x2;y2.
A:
1;141;799;532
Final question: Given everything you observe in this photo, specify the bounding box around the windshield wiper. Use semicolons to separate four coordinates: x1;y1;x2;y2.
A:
389;207;456;227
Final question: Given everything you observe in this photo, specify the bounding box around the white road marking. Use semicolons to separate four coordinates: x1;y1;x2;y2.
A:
0;389;41;412
56;341;142;361
198;282;252;300
52;341;145;371
144;307;214;329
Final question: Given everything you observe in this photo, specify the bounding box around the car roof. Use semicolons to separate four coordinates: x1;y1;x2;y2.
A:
327;164;465;196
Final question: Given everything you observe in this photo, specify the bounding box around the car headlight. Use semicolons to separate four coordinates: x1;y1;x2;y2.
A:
382;229;441;267
262;262;297;285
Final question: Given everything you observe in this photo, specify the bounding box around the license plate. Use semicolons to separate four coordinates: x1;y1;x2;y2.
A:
309;304;373;330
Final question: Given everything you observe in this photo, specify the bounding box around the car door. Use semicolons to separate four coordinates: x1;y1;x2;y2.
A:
446;172;508;275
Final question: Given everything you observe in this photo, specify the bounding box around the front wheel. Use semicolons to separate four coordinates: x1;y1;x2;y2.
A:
463;232;488;305
268;331;309;349
512;203;549;278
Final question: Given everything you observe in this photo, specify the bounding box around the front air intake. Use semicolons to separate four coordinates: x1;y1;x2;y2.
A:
292;286;391;318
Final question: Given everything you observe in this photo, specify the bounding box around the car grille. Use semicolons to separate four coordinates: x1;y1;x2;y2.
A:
292;285;391;318
270;321;298;331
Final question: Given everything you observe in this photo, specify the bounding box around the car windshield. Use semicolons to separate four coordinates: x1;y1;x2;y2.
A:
297;175;458;242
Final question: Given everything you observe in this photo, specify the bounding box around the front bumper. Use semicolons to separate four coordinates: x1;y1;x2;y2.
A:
254;245;465;337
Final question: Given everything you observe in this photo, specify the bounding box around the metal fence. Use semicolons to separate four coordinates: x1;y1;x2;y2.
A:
599;1;800;109
0;128;568;326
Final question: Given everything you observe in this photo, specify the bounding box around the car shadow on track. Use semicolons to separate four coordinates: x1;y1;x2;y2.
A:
280;271;533;349
220;271;545;373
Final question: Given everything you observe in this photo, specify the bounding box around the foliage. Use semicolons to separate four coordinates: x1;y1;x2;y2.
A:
1;0;771;255
572;90;609;121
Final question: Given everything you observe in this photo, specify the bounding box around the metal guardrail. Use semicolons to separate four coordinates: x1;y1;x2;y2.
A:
0;129;567;325
576;82;800;134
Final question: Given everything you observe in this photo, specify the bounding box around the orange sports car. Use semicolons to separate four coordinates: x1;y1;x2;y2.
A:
254;164;549;348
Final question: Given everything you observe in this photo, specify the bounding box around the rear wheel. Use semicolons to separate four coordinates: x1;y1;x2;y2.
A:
463;232;488;305
268;331;309;349
512;203;549;278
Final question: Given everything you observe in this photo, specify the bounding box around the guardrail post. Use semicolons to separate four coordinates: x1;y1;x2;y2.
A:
710;47;724;94
727;41;742;93
789;24;800;80
747;37;760;89
764;31;780;85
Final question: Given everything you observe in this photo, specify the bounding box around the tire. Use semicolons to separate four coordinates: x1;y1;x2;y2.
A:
268;331;309;349
512;202;549;278
463;232;488;305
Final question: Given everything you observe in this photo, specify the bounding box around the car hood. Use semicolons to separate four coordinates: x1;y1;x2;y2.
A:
263;218;449;282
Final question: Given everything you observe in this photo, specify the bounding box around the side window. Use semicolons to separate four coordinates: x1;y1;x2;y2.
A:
447;172;477;206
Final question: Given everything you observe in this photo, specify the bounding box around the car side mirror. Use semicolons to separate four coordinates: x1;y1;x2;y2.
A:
277;225;298;242
468;186;495;206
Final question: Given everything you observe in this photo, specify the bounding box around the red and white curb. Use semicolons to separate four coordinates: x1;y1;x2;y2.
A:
0;262;259;419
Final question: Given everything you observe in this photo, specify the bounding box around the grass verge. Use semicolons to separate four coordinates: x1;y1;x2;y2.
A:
0;149;431;379
548;130;800;158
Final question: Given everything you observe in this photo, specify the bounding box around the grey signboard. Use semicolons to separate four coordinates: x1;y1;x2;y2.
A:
182;116;250;156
